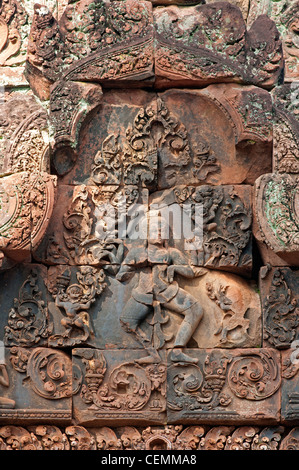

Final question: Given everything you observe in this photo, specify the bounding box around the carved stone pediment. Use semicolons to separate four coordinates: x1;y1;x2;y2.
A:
25;1;284;95
25;0;154;96
154;2;283;89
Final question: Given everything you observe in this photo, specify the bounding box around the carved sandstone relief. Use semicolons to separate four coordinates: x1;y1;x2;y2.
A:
154;2;283;89
272;83;299;174
52;87;273;188
260;266;299;349
47;265;107;348
49;80;103;176
253;173;299;266
43;262;261;352
247;0;298;82
2;424;297;450
34;182;252;273
0;345;80;423
0;90;50;175
0;0;30;85
25;0;154;97
72;348;167;425
0;171;56;265
150;184;252;276
33;183;144;267
281;348;299;424
166;348;281;425
25;1;285;99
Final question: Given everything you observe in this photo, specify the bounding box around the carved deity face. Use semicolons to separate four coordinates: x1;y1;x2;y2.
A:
66;284;84;302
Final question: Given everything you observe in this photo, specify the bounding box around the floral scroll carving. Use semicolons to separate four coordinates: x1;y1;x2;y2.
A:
4;270;52;348
10;346;82;400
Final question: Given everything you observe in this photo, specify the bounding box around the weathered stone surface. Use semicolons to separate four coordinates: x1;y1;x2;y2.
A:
0;346;75;424
0;0;29;83
224;426;260;450
180;270;261;348
25;0;155;97
0;0;297;444
248;0;299;82
260;266;299;349
155;87;272;188
49;80;103;176
72;348;167;425
56;89;156;184
0;171;56;264
25;1;285;100
0;90;50;175
253;173;299;266
0;264;50;349
272;83;299;174
281;348;299;424
33;183;145;267
166;348;281;425
150;184;252;276
250;426;284;450
154;2;283;89
280;427;299;450
55;87;272;186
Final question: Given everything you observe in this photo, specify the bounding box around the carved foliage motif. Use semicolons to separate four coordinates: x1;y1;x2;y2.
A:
49;80;103;175
168;351;232;412
272;83;299;174
4;270;52;347
262;268;299;349
261;0;299;81
58;185;129;266
167;349;281;420
76;349;166;415
227;351;281;401
10;346;82;400
3;424;299;450
1;0;298;440
25;0;285;95
91;97;219;189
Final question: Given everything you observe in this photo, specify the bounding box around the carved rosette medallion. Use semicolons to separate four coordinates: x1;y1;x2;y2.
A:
227;351;281;401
